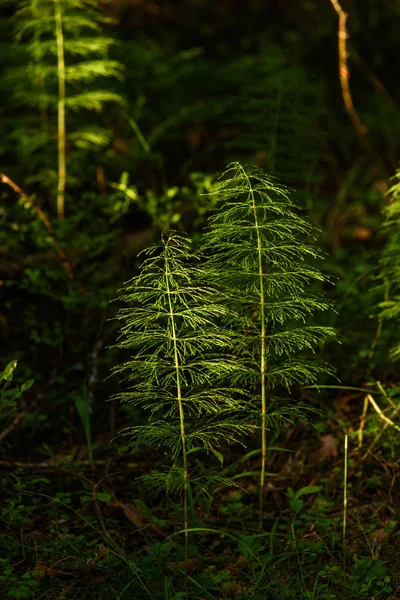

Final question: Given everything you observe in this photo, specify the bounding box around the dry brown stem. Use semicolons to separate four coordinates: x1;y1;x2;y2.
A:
329;0;390;197
0;412;26;442
329;0;367;142
0;173;73;276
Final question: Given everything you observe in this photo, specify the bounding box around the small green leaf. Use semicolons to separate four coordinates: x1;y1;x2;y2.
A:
167;186;179;199
286;486;295;499
160;540;175;555
1;360;18;382
171;212;181;224
80;495;93;503
388;387;400;397
97;491;111;503
289;499;304;513
295;485;323;499
20;379;34;393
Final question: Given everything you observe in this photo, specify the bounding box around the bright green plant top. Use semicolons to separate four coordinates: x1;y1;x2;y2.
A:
1;359;34;426
111;230;257;568
5;0;124;210
202;162;336;395
12;0;123;112
111;231;255;492
201;162;336;529
112;162;336;544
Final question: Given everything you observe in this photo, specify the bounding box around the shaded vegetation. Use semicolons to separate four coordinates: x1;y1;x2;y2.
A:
1;0;400;598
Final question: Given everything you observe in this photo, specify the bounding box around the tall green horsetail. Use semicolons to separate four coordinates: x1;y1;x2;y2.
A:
9;0;124;217
201;162;336;531
111;231;254;570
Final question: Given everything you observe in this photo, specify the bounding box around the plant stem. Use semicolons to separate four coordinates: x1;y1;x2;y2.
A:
343;433;348;589
164;237;189;576
238;164;267;532
53;0;66;218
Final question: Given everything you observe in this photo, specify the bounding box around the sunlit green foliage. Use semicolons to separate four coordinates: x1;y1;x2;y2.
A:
0;359;33;431
1;1;400;596
202;162;336;527
2;0;124;198
112;231;255;556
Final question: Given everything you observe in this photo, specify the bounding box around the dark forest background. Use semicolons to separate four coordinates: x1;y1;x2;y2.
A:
1;1;400;598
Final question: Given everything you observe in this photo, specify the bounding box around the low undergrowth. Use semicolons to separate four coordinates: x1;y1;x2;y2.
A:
1;164;400;599
1;412;399;599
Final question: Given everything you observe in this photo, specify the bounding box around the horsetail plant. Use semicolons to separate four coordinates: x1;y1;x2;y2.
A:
8;0;124;217
377;169;400;362
111;231;255;572
202;162;336;531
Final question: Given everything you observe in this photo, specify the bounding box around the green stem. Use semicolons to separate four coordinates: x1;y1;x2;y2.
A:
240;165;267;532
164;237;189;577
343;433;348;589
53;0;66;219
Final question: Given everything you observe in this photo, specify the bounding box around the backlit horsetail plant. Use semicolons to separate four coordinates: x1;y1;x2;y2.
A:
111;231;254;571
377;169;400;362
202;162;336;531
9;0;124;217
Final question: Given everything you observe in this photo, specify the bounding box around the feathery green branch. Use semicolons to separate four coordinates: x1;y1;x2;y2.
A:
112;231;255;571
7;0;124;208
202;162;336;531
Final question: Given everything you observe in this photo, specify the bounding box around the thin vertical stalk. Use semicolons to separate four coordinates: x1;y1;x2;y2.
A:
239;165;267;532
53;0;66;218
164;239;189;575
343;433;348;588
